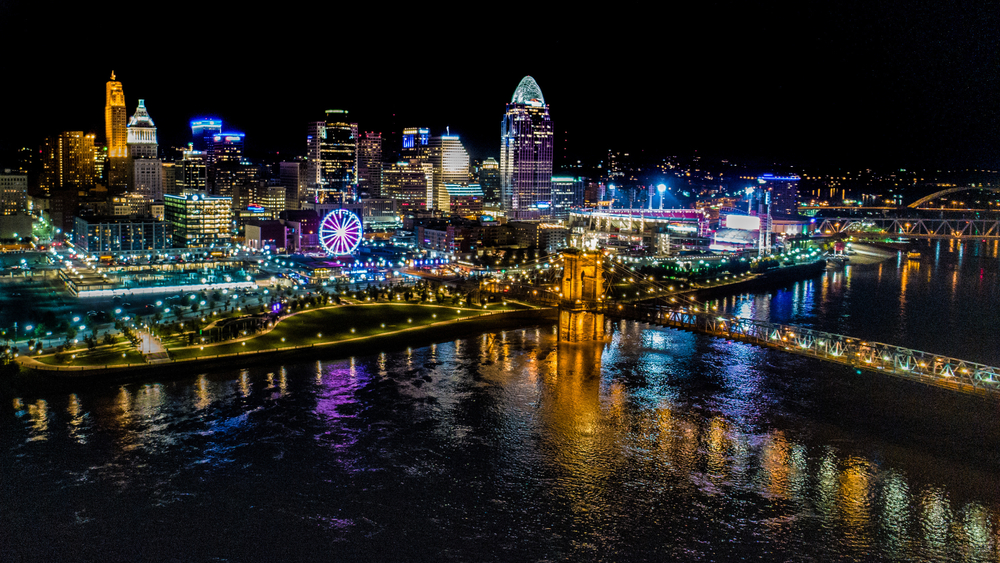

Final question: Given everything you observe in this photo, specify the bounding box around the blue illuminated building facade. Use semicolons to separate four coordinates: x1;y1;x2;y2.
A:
190;118;222;151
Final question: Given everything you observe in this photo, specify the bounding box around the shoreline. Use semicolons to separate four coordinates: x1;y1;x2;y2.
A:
5;309;557;394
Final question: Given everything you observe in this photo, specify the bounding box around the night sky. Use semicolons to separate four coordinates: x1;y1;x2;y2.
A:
1;1;997;170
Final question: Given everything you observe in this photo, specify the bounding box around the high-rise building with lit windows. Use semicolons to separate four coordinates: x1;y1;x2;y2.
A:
305;121;324;198
319;110;356;203
401;127;431;160
39;131;96;192
479;157;501;204
0;170;28;216
105;72;128;189
164;192;232;248
501;76;553;219
190;118;222;151
428;134;470;212
357;131;382;199
126;99;162;199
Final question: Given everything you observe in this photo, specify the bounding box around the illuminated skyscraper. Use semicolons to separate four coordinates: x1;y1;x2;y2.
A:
190;118;222;151
401;127;431;160
428;134;470;212
357;131;383;199
479;157;500;204
127;100;162;199
105;72;128;189
319;110;356;203
39;131;96;192
305;121;324;198
757;174;800;216
501;76;553;219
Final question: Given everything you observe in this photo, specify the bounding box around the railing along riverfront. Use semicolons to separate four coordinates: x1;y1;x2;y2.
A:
608;303;1000;396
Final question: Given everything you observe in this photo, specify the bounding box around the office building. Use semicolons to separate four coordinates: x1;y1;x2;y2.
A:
39;132;96;192
163;192;232;248
126;100;162;199
357;131;383;199
190;118;222;151
382;160;434;213
0;170;28;215
479;158;501;204
305;121;324;198
279;160;306;210
73;216;172;252
551;176;585;219
428;134;470;212
500;76;553;219
401;127;431;161
319;110;356;203
105;72;128;189
757;174;800;216
176;148;208;195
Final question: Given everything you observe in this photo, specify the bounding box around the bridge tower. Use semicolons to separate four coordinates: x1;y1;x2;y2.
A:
558;249;605;342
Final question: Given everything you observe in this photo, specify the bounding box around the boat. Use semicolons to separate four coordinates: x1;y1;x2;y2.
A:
907;251;921;259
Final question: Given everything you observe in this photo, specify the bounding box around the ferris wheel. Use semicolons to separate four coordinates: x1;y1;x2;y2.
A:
319;209;363;255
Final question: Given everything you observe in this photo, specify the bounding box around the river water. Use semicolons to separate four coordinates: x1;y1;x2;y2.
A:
4;240;1000;562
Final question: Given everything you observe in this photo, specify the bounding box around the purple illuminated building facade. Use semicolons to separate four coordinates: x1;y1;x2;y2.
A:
501;76;554;220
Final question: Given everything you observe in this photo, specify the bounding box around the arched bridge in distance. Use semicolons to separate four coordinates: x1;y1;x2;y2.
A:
907;186;1000;209
550;249;1000;398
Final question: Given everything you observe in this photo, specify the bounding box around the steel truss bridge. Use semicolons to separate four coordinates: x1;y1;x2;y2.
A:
815;216;1000;239
606;303;1000;397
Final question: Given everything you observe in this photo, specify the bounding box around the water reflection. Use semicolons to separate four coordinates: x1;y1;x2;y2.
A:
4;318;1000;560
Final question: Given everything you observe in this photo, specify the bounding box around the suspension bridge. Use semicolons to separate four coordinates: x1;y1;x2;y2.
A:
550;249;1000;398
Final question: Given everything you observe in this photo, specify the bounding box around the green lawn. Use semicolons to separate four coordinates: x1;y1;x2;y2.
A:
34;343;146;366
168;302;530;360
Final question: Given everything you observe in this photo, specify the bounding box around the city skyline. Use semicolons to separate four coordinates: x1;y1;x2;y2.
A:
1;2;997;171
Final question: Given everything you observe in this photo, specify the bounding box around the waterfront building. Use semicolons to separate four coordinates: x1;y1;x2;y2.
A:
126;100;162;199
39;131;96;192
0;169;28;216
501;76;553;220
757;174;800;216
567;208;712;255
73;216;172;252
319;110;356;203
163;192;232;248
479;157;501;204
105;72;128;189
357;131;383;199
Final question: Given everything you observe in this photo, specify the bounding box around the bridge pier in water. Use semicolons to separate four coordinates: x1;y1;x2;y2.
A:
557;249;605;343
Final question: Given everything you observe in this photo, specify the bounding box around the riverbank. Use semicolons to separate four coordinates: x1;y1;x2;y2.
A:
689;259;828;301
847;243;899;265
5;308;557;393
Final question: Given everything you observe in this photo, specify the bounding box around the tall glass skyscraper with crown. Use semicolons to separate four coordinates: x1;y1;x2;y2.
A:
501;76;553;219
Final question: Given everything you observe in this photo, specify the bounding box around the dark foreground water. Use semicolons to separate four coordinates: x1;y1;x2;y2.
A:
4;241;1000;562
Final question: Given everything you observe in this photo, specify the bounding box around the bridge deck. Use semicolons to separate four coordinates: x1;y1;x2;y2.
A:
606;303;1000;398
